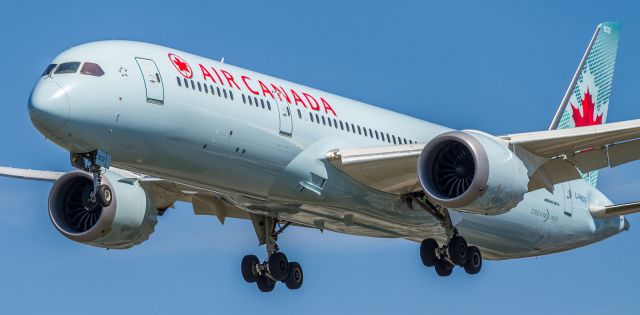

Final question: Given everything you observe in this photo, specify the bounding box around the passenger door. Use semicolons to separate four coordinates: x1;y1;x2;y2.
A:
562;182;573;216
273;90;293;136
135;58;164;104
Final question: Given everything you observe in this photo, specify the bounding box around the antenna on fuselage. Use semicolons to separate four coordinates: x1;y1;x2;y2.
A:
221;57;225;64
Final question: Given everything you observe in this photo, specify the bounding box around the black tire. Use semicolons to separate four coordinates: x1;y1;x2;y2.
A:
284;262;303;290
97;184;112;207
420;239;439;267
435;259;453;277
268;252;289;281
448;236;468;266
256;276;276;292
464;246;482;275
241;255;260;283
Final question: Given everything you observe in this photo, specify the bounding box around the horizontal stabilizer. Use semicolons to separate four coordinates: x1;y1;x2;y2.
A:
590;202;640;218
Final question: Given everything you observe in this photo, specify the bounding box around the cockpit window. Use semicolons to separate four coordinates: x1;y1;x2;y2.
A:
41;64;57;77
54;62;81;74
80;62;105;77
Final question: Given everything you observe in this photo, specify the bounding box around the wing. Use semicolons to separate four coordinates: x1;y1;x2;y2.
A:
328;119;640;195
0;166;249;223
327;144;423;195
502;119;640;190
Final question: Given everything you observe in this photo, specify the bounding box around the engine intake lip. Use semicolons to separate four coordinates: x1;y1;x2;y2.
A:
48;171;117;243
418;131;489;209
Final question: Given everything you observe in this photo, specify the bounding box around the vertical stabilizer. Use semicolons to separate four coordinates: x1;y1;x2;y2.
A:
549;22;621;186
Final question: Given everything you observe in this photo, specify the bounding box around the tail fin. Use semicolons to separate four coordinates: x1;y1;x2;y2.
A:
548;22;621;186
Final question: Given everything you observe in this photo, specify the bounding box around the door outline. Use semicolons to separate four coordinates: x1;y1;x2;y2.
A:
562;182;573;216
273;90;293;136
135;58;164;105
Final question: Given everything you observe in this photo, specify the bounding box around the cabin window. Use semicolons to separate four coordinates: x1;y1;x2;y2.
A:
254;97;259;107
351;124;356;133
41;64;57;76
310;113;314;122
363;127;367;137
54;62;81;74
267;101;271;110
339;121;344;130
322;116;326;125
176;76;182;87
210;85;215;95
197;82;202;92
357;126;362;135
80;63;104;77
392;135;397;144
248;96;253;105
204;83;209;93
184;78;189;88
369;128;374;138
223;89;228;99
190;80;195;90
316;114;320;124
260;99;265;109
217;87;221;96
297;109;302;119
242;94;246;103
328;118;332;127
346;123;350;132
333;119;338;129
386;134;391;143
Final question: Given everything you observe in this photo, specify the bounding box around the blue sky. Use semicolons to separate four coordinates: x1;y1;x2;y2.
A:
1;1;640;314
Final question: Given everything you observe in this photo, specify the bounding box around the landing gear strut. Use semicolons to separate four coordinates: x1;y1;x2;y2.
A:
408;193;483;276
71;150;112;208
241;215;303;292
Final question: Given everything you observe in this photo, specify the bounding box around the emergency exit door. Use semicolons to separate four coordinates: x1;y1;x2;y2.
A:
135;58;164;104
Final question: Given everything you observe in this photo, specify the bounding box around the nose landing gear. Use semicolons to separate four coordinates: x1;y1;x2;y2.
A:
241;215;304;292
70;150;112;208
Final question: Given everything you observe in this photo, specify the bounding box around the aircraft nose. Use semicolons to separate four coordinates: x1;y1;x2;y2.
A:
28;81;70;133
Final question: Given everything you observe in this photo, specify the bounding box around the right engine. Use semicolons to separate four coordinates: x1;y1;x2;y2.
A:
48;170;158;249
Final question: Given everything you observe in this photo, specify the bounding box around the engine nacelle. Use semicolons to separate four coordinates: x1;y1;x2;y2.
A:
48;170;157;249
418;131;529;215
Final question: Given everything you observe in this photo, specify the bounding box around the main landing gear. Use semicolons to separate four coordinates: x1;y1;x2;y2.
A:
241;215;303;292
70;150;113;209
406;193;483;277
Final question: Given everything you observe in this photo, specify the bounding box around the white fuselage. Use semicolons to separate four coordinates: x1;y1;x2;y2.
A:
28;41;626;260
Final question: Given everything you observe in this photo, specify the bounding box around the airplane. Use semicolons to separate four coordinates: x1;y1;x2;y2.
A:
4;21;640;292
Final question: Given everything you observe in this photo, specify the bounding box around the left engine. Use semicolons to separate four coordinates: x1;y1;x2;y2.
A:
48;170;158;249
417;130;530;215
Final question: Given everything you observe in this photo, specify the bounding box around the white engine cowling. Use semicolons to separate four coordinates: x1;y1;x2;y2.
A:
417;131;529;215
48;170;157;249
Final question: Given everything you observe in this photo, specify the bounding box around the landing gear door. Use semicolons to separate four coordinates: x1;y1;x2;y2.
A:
562;182;573;216
273;90;293;136
135;58;164;105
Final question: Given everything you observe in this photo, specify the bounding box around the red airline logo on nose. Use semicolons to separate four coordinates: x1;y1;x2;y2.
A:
169;53;193;79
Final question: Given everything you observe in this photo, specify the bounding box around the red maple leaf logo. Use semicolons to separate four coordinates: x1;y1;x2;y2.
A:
168;53;193;78
570;88;602;127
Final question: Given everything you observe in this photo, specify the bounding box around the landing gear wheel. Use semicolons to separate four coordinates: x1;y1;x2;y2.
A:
284;262;303;290
464;246;482;275
448;235;469;266
97;184;112;207
268;252;289;281
257;276;276;292
435;259;453;277
81;186;98;210
420;239;439;267
241;255;260;283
